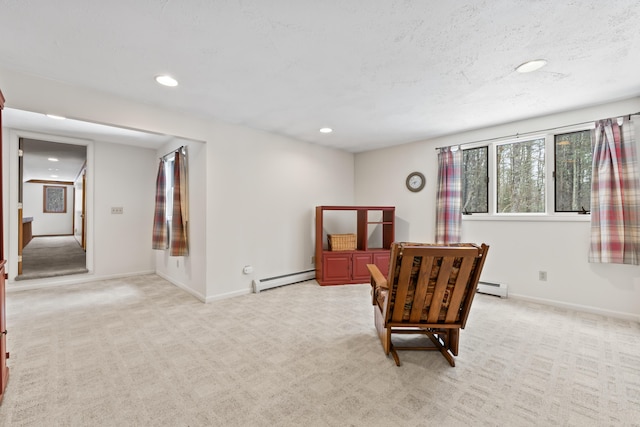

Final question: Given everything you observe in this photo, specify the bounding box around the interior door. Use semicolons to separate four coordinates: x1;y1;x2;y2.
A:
74;167;87;250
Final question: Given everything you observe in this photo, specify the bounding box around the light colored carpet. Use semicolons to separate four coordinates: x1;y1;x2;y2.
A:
17;236;87;281
1;275;639;426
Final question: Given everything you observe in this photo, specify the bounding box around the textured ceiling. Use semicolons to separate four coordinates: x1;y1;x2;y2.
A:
1;0;640;152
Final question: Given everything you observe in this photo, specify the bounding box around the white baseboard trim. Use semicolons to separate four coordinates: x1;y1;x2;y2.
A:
6;270;156;292
252;269;315;293
205;288;252;303
508;292;640;322
477;280;508;298
155;271;206;302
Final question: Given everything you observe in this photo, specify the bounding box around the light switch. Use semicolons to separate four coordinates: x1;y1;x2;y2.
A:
111;207;124;214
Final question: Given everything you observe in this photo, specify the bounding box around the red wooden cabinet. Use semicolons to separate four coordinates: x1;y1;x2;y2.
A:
0;262;7;404
322;253;352;283
372;252;390;278
315;206;395;286
0;89;8;404
352;252;373;282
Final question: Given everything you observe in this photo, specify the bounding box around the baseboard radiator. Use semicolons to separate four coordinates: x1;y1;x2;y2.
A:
252;269;316;293
477;281;508;298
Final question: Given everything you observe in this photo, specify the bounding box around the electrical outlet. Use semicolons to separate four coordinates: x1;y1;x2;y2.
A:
111;207;124;214
311;256;315;264
538;271;547;281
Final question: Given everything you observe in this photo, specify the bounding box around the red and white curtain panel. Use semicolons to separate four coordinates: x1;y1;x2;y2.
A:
170;150;189;256
589;117;640;265
436;146;462;244
152;149;189;256
151;159;168;250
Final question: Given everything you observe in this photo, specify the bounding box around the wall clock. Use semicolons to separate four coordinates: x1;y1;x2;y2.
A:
406;171;425;192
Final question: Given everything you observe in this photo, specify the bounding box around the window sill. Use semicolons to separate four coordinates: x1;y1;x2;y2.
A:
462;214;590;222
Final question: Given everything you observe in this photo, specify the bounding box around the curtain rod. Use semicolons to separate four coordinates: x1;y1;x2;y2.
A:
435;111;640;151
160;145;185;159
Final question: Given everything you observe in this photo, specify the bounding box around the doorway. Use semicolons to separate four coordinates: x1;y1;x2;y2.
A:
4;107;178;286
16;138;88;280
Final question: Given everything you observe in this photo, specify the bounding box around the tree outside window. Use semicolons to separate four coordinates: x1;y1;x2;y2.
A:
462;147;488;213
554;130;592;212
496;138;546;213
461;128;593;216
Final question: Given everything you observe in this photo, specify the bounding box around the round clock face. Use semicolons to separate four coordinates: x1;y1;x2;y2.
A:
406;172;425;192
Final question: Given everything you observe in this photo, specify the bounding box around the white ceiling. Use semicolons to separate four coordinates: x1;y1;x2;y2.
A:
1;1;640;153
20;137;87;183
4;108;173;182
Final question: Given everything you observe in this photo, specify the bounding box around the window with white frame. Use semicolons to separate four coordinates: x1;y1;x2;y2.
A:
554;130;592;213
461;127;593;216
462;146;488;214
496;137;546;213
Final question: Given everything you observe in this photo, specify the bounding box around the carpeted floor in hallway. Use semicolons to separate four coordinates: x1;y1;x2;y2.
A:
17;235;87;281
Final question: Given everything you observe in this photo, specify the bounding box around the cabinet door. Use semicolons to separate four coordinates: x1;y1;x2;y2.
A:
0;263;7;402
352;252;373;282
322;253;352;284
372;252;390;278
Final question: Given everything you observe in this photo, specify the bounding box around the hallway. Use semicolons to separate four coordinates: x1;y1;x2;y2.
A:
17;235;87;280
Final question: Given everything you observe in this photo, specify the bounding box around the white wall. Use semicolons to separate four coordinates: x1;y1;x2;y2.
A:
23;182;74;235
0;67;354;301
355;97;640;320
204;117;354;300
92;141;157;277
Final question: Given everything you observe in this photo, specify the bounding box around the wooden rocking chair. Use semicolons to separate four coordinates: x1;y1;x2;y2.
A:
367;242;489;367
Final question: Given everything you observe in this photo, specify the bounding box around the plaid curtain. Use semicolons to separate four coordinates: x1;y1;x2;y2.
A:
435;146;463;244
152;159;168;249
170;150;189;256
589;117;640;265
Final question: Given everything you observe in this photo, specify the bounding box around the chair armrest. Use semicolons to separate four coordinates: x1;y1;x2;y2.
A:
366;264;387;289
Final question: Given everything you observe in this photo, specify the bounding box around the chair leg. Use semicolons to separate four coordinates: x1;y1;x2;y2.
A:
389;343;401;366
374;307;402;365
427;333;455;367
448;329;460;356
374;306;390;354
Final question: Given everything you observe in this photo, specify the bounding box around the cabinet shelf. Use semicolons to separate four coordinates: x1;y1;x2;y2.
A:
315;206;395;286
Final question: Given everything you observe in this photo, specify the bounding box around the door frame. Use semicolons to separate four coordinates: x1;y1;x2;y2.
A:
73;166;87;250
7;129;94;282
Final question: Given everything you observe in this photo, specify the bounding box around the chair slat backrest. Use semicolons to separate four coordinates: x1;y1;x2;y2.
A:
385;243;489;328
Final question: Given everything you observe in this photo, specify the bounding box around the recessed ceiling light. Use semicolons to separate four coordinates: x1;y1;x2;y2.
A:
48;157;59;162
45;114;66;120
155;75;178;87
50;175;59;178
319;127;333;134
515;59;548;73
